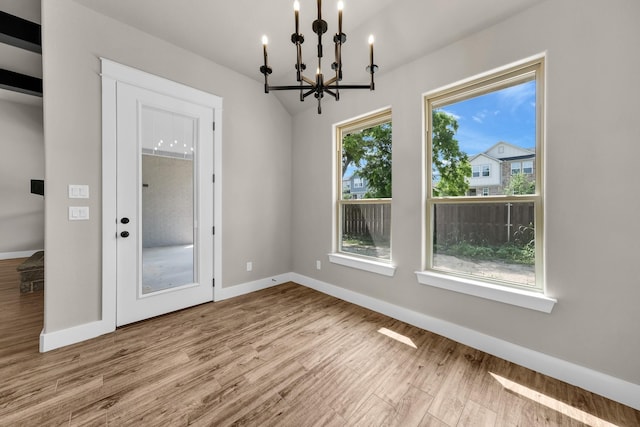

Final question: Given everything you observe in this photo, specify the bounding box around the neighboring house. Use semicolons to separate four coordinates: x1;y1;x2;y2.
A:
468;142;535;196
342;173;368;199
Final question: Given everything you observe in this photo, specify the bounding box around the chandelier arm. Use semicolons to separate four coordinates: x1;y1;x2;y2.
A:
296;44;303;82
302;88;316;99
324;75;338;86
301;75;316;86
336;37;343;81
327;84;371;90
268;85;314;91
323;88;338;99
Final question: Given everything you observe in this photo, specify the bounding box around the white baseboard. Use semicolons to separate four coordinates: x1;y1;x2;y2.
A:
213;273;291;301
40;320;114;352
290;272;640;411
0;249;43;260
36;271;640;410
39;273;289;352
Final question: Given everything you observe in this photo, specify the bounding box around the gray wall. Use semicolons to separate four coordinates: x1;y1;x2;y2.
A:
291;0;640;385
42;0;292;332
141;155;193;248
0;99;44;256
40;0;640;389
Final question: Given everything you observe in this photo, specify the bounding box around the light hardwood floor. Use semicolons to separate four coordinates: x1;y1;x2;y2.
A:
1;257;638;426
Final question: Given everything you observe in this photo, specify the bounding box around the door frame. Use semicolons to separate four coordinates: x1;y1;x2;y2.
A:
101;58;223;331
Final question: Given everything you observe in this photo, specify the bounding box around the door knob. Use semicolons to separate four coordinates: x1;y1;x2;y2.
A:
120;231;130;238
120;217;130;224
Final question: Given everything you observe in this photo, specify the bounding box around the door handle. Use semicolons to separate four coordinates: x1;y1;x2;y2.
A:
120;231;130;238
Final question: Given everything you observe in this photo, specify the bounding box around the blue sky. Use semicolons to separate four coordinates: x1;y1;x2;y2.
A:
344;79;536;179
438;80;536;156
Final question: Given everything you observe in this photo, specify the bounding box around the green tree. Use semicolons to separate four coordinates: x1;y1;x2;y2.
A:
431;110;471;196
342;122;392;198
504;172;535;195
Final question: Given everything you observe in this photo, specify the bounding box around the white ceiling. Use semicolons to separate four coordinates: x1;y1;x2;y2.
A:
73;0;545;113
1;0;547;111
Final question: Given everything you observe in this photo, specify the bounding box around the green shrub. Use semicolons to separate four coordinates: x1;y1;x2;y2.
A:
436;240;534;265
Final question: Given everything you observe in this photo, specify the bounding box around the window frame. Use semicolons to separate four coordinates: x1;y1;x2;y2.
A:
333;108;395;274
511;162;522;175
423;58;545;293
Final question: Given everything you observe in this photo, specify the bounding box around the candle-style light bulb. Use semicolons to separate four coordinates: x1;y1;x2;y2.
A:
368;35;374;72
262;35;269;70
338;1;343;37
294;1;300;35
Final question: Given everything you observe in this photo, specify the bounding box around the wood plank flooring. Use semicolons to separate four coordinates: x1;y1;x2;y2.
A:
1;257;638;426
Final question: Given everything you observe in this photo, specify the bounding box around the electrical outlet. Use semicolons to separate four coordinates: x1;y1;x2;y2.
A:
316;260;321;270
246;261;253;272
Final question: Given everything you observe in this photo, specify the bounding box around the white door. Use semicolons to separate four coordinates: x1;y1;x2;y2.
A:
116;82;214;326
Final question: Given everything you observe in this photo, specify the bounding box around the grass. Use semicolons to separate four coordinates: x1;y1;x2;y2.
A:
342;234;535;265
435;241;535;265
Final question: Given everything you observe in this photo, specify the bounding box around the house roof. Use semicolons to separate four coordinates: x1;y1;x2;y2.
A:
469;152;500;162
469;141;535;163
500;154;535;161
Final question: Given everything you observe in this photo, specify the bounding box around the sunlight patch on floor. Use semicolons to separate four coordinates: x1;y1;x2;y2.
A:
377;327;417;349
490;372;618;427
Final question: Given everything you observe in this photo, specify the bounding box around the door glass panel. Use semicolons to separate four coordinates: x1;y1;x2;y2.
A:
140;106;196;294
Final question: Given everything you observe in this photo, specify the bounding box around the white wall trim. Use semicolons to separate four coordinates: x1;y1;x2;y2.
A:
328;253;397;277
214;273;290;301
39;321;114;352
37;272;289;352
35;268;640;409
290;273;640;411
0;249;43;260
101;68;118;331
415;270;556;313
100;57;223;330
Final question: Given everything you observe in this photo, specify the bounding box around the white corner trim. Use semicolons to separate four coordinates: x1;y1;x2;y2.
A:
213;273;291;302
415;270;556;313
328;253;396;277
38;271;288;352
39;320;114;352
290;272;639;411
100;58;220;108
0;249;44;260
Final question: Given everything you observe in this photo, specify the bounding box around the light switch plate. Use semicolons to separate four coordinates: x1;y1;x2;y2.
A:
68;185;89;198
69;206;89;220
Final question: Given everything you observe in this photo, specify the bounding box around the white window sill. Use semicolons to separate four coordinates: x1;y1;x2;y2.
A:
329;253;396;277
415;270;556;313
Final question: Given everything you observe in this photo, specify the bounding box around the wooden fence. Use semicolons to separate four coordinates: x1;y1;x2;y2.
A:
434;202;534;246
342;203;391;240
342;202;534;246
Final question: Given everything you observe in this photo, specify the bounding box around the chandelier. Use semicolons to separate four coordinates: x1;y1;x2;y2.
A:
260;0;378;114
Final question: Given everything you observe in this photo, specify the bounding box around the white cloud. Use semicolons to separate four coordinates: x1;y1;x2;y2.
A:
438;108;462;121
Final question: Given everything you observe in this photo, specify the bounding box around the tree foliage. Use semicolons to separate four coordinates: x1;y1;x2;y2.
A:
431;110;471;196
504;172;535;195
342;122;392;198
